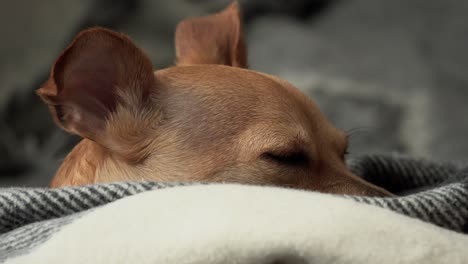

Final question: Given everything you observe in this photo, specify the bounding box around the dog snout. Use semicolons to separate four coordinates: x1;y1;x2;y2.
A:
319;169;394;197
344;176;394;197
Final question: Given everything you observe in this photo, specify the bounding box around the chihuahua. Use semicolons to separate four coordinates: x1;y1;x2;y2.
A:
37;2;391;196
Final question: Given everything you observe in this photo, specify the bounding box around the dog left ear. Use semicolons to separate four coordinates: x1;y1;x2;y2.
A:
36;27;155;144
175;1;247;68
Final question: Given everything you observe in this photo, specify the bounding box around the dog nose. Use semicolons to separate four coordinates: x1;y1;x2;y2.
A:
342;169;395;197
329;183;393;197
327;170;395;197
363;186;394;197
345;179;395;197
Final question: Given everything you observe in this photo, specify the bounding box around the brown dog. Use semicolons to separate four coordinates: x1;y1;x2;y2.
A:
37;2;391;196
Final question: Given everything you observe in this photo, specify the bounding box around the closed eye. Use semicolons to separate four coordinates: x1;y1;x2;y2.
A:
261;151;309;167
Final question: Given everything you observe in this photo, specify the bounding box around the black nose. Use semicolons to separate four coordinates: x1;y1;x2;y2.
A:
365;187;394;197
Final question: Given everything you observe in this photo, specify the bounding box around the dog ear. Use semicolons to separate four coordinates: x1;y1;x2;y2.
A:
37;27;155;143
175;1;247;68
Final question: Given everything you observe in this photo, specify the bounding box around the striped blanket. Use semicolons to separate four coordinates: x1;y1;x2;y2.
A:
1;154;467;263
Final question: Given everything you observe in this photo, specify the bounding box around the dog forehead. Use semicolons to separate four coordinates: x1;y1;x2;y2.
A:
154;64;341;137
155;65;311;107
156;65;277;89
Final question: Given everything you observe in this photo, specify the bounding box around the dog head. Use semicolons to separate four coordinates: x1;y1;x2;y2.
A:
38;2;391;196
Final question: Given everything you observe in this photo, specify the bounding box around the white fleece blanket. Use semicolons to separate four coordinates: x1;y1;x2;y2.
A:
6;184;468;264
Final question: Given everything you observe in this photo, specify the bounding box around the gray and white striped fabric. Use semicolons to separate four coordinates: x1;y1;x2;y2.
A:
0;182;186;261
347;154;468;233
0;154;467;262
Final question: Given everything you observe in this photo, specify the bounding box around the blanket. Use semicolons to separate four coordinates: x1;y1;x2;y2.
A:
1;154;467;263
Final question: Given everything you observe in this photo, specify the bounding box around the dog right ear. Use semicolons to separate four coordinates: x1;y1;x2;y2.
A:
37;28;155;145
175;1;247;68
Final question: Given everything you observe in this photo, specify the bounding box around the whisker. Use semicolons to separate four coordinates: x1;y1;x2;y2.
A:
345;126;375;139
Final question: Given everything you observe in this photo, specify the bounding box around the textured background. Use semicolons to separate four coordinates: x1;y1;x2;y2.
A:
1;0;468;187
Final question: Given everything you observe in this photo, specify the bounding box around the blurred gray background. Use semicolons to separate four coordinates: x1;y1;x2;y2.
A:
1;0;468;187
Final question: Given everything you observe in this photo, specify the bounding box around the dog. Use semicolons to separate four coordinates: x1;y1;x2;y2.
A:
37;2;392;196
